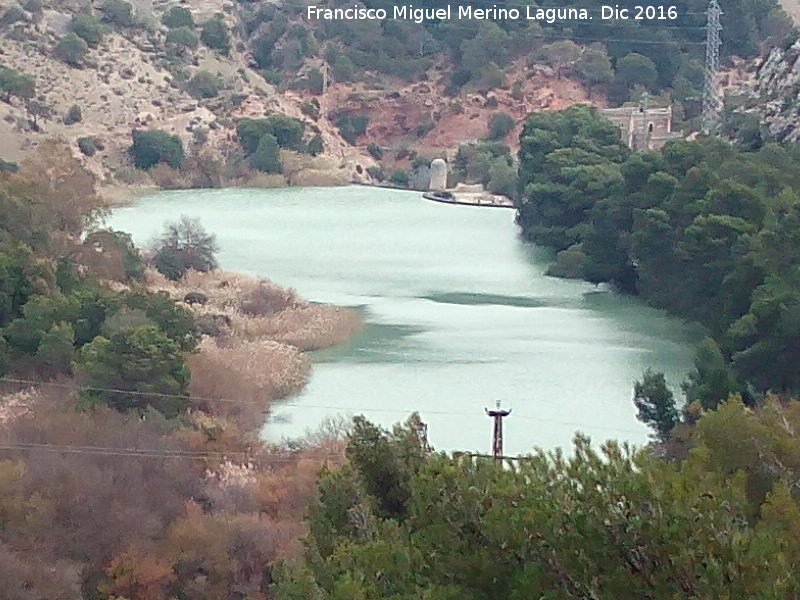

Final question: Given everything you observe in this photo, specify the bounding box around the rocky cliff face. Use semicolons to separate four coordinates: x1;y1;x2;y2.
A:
750;40;800;142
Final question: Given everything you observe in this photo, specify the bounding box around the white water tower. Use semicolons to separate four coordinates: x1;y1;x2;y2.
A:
429;158;447;192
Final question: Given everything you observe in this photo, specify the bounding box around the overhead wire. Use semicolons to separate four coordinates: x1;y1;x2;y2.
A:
0;376;647;436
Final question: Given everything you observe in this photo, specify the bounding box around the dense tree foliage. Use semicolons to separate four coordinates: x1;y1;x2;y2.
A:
70;12;104;47
276;408;800;599
162;5;194;28
130;129;185;169
236;115;307;154
250;133;282;174
518;105;800;402
200;17;230;55
152;216;219;281
53;33;89;67
100;0;134;27
0;66;35;103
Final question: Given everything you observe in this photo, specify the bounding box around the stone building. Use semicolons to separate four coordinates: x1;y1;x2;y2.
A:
599;105;683;151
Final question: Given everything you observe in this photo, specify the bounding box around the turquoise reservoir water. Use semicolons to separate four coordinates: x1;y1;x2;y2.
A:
109;186;702;454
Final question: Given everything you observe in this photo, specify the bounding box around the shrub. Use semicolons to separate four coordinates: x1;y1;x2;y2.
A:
63;104;82;125
487;112;515;140
249;133;282;173
306;134;323;156
186;70;220;98
0;5;26;27
367;165;384;181
0;66;35;103
75;325;190;418
152;216;218;281
161;6;193;28
100;0;133;27
71;13;104;47
54;33;89;66
200;17;230;55
0;158;18;173
300;101;319;120
389;169;409;187
236;116;305;154
335;113;368;145
130;129;185;169
77;136;100;156
165;25;198;49
305;67;324;94
366;143;383;160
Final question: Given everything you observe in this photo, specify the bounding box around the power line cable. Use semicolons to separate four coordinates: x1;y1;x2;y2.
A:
0;376;647;435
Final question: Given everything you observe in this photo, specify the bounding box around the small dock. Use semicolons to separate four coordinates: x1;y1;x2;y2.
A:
422;185;514;209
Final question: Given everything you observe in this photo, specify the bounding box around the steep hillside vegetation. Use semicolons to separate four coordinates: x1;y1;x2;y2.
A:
0;0;792;192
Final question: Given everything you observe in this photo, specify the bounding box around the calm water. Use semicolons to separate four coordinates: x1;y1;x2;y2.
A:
109;186;702;454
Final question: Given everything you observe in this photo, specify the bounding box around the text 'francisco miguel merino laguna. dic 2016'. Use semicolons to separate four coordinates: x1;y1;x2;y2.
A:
306;4;680;23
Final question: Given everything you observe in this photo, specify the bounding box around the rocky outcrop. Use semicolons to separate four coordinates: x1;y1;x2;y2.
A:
751;40;800;141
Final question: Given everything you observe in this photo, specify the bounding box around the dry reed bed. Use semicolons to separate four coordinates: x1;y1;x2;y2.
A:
142;268;362;424
145;268;362;350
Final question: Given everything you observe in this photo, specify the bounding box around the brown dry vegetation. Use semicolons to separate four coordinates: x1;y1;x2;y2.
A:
140;267;361;430
145;267;363;350
0;389;345;600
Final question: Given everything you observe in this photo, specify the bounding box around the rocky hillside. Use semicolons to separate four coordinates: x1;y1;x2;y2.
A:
0;0;597;191
748;39;800;142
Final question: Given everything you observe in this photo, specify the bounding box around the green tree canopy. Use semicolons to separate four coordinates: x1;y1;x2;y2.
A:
71;13;104;47
152;215;219;281
130;129;185;169
161;6;194;28
54;33;89;67
200;17;230;55
249;133;282;174
74;325;190;418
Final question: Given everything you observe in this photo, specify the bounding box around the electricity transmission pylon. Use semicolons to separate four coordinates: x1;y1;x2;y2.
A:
701;0;723;132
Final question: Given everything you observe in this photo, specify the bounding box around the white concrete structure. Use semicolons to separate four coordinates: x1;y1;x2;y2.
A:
429;158;447;192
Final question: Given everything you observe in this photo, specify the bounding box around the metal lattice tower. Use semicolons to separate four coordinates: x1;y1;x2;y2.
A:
485;401;511;461
701;0;723;132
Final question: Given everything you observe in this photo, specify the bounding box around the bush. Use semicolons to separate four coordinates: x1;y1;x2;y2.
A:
0;158;19;173
130;129;185;169
249;133;282;174
186;70;220;98
487;112;515;140
300;101;319;120
306;67;324;94
77;136;101;156
0;66;35;102
63;104;82;125
200;17;230;55
366;143;383;160
71;13;104;47
74;325;190;418
335;112;368;145
161;6;193;28
0;5;26;27
389;169;409;187
165;26;198;49
236;116;305;154
54;33;89;66
367;165;384;181
307;134;323;156
152;216;218;281
100;0;133;27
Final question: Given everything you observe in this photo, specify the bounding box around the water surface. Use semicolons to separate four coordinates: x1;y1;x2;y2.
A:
109;186;702;454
